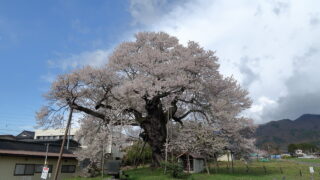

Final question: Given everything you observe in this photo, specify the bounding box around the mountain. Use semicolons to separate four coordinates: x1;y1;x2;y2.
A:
255;114;320;152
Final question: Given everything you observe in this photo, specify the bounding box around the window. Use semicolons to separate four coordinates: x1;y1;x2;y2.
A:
35;165;53;173
61;165;76;173
14;164;35;176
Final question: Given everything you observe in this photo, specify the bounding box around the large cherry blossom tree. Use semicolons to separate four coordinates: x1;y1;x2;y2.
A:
37;32;251;167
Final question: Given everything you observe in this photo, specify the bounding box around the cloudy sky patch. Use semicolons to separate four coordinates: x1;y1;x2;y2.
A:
127;0;320;123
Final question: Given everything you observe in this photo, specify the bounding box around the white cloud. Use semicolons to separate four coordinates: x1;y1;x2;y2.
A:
129;0;320;123
48;49;110;70
129;0;166;25
40;73;56;83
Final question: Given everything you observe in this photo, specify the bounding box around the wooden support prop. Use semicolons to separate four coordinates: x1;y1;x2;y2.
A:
53;108;73;180
231;153;234;173
187;153;191;173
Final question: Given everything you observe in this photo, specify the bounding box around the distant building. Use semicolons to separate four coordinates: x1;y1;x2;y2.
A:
0;135;16;140
270;154;281;159
16;130;35;140
0;130;34;141
177;152;205;173
0;139;79;180
34;128;79;141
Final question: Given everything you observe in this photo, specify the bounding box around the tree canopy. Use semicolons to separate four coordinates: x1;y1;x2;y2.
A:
37;32;252;166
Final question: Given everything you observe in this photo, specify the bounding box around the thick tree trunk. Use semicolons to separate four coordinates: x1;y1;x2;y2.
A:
140;98;168;167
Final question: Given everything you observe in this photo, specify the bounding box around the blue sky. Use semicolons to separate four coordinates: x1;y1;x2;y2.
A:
1;0;320;134
0;1;136;134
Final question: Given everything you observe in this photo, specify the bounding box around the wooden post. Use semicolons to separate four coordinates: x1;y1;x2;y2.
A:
231;152;234;173
53;108;73;180
280;167;283;174
299;169;302;177
204;158;210;174
263;166;267;175
101;144;104;179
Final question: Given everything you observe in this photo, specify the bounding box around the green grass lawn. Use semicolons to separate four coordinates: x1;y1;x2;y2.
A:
291;158;320;164
66;160;320;180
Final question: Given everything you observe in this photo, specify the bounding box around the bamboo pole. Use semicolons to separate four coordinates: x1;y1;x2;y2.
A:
164;108;170;174
187;153;191;173
101;143;104;179
53;108;73;180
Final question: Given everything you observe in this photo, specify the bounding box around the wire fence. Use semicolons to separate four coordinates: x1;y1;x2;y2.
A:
208;161;320;180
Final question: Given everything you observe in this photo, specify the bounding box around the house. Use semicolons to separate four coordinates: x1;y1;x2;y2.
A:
0;139;79;180
177;152;204;173
217;150;232;162
16;130;35;140
0;130;34;141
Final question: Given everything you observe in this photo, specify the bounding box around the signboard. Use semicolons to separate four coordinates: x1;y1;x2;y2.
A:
310;166;314;174
41;167;49;179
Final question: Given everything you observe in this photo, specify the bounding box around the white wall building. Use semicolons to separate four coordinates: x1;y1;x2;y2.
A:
34;128;79;140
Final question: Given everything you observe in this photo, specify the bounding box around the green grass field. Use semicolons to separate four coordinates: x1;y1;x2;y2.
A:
291;158;320;164
66;160;320;180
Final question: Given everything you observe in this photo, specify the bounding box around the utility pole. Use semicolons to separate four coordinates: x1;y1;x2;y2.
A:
44;143;49;166
53;108;73;180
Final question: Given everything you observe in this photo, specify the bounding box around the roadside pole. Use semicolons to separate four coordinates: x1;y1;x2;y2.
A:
41;143;50;180
45;143;49;165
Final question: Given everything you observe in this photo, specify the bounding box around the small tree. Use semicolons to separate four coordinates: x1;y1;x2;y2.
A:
74;116;111;177
122;141;152;166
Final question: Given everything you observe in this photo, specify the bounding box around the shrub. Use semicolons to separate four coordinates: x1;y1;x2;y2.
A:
161;161;186;178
